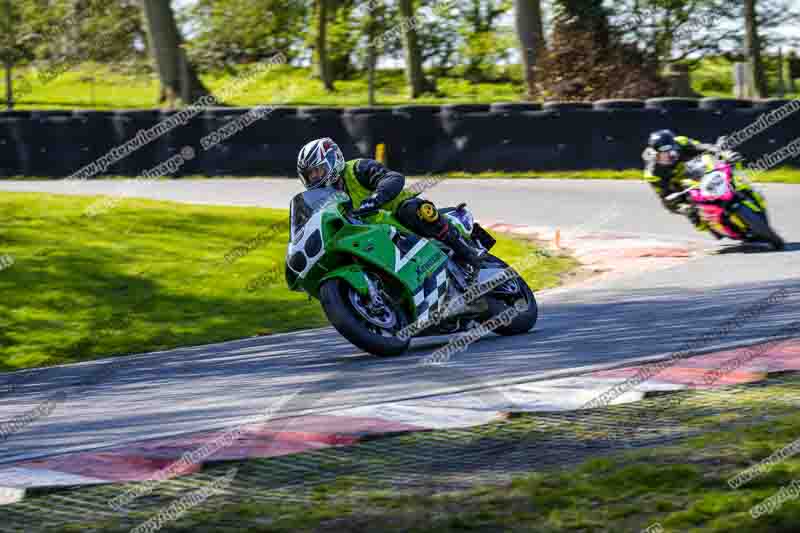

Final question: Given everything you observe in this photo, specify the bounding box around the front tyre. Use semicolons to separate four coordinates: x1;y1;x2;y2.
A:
319;278;411;356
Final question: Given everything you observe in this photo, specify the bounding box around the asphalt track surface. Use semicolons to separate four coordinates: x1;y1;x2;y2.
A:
0;179;798;466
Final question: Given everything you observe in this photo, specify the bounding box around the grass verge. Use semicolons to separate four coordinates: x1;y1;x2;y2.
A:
0;192;576;370
11;373;800;532
5;168;799;184
1;61;797;110
433;167;800;184
1;63;524;110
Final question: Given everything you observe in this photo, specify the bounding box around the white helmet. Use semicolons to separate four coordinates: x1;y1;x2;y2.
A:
297;138;345;189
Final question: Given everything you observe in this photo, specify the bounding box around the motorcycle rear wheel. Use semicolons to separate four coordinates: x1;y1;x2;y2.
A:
482;255;539;336
734;206;785;251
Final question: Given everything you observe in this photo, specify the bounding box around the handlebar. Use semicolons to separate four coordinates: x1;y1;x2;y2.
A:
343;208;389;225
343;210;365;225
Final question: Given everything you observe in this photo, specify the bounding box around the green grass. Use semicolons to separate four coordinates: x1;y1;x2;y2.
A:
6;169;799;184
21;374;800;532
433;167;800;184
0;191;576;371
2;58;797;110
691;56;799;99
1;63;525;110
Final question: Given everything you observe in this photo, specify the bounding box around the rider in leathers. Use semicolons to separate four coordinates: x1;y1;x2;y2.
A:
643;129;742;233
296;137;483;272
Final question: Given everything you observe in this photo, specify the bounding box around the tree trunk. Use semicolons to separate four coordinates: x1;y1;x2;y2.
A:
744;0;768;98
367;5;377;106
2;0;12;109
398;0;433;98
3;61;11;110
514;0;545;100
316;0;334;91
140;0;210;106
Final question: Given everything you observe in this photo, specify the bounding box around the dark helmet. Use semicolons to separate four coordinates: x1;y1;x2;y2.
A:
647;129;680;166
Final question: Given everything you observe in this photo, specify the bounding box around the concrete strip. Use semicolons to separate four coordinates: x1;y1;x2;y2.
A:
0;466;107;489
482;222;703;289
1;341;797;497
0;486;25;505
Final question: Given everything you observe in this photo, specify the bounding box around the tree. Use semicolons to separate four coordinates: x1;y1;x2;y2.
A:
140;0;210;106
365;0;386;105
611;0;739;66
326;0;362;80
514;0;545;99
744;0;768;97
453;1;514;81
416;0;460;73
185;0;306;69
0;0;24;109
398;0;435;98
1;0;149;109
611;0;800;69
316;0;334;91
63;0;144;63
537;0;666;100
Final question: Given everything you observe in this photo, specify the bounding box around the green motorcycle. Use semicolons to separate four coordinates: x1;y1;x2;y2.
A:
285;187;538;356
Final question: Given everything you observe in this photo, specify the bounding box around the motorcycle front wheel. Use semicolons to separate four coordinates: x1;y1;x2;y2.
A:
319;278;412;356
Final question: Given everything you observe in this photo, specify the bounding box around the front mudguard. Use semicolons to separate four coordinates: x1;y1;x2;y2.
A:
285;264;301;292
319;263;424;324
320;266;371;297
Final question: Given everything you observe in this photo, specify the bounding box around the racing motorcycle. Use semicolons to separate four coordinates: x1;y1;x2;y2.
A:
284;187;538;356
666;157;784;250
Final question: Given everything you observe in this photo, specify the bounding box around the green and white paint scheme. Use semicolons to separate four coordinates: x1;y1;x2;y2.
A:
285;188;448;322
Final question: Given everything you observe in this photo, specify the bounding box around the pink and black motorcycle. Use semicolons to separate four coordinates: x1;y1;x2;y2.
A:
667;160;785;251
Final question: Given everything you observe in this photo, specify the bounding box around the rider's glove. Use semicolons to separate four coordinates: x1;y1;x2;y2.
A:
720;150;744;163
351;196;381;218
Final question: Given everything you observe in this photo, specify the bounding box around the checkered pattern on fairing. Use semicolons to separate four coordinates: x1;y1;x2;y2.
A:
413;264;448;321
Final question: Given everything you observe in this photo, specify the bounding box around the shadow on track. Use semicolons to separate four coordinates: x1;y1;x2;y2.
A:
1;279;798;465
715;242;800;254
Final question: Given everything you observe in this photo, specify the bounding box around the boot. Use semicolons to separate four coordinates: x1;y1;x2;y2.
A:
438;223;483;275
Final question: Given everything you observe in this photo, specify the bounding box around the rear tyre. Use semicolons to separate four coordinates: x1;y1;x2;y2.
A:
734;206;785;251
319;278;411;356
482;255;538;336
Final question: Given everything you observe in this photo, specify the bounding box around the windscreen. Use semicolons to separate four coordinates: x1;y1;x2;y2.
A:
289;187;347;243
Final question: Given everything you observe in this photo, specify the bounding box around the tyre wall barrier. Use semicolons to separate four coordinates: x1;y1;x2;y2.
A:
25;111;76;176
1;99;798;177
0;112;34;177
391;105;446;174
343;107;406;170
110;110;166;176
199;107;308;176
72;111;123;176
